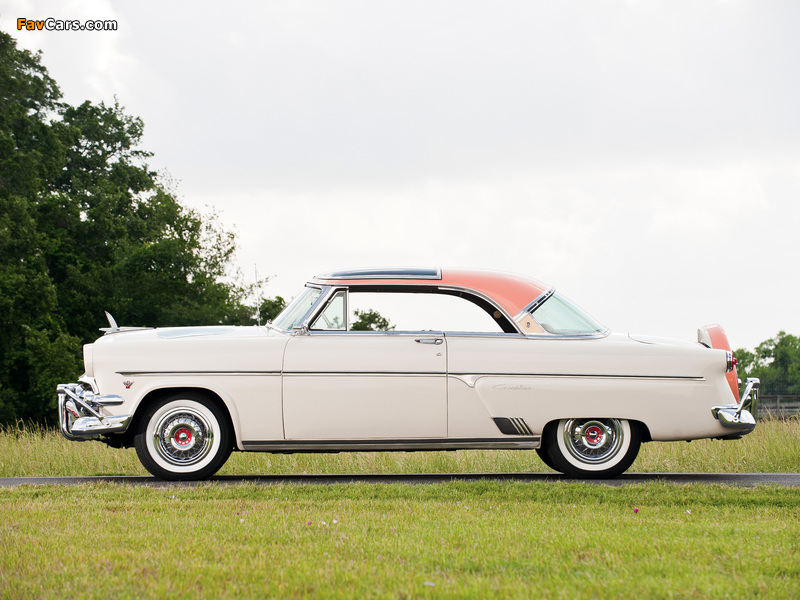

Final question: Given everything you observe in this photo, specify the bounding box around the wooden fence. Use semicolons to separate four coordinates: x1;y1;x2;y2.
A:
758;395;800;418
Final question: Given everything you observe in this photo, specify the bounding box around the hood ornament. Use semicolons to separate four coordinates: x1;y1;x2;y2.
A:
99;312;153;335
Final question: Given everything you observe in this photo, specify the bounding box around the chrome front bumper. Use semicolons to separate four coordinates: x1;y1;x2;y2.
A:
57;382;132;441
712;377;759;435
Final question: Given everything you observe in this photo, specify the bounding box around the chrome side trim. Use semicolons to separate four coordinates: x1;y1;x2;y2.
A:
117;371;281;377
116;370;704;383
241;437;541;452
449;374;484;387
284;371;446;377
442;332;525;339
448;373;705;388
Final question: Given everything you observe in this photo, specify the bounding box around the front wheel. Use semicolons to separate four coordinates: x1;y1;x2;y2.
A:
134;392;232;480
543;418;641;478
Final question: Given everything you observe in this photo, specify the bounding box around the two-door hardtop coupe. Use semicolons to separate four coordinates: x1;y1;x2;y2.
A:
57;268;759;480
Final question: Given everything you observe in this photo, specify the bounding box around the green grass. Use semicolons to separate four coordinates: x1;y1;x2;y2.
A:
1;420;798;598
1;417;798;478
1;482;798;599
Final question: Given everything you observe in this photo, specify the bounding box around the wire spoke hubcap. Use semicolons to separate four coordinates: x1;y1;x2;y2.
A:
563;418;624;464
153;409;214;466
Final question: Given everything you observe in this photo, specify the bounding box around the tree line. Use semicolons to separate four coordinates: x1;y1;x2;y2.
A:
734;332;800;396
0;30;283;423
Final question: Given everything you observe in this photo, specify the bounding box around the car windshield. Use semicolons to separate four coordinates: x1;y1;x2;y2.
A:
272;286;323;330
530;292;605;335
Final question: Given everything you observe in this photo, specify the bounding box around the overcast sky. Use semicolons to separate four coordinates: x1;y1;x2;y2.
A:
3;0;798;349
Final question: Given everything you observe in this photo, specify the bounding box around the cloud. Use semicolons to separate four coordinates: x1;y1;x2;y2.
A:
2;0;798;349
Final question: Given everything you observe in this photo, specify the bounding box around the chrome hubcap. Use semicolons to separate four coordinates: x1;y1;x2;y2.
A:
563;418;624;464
153;408;214;466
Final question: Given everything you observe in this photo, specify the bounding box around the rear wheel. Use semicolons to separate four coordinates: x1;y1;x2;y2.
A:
543;418;640;478
134;392;232;480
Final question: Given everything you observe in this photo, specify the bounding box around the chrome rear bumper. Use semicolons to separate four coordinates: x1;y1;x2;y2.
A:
712;377;759;435
57;382;132;441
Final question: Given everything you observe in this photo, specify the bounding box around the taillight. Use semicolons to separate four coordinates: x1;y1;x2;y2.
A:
725;351;737;373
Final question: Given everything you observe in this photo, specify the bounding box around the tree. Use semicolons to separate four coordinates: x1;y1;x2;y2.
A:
0;30;272;423
350;309;395;332
260;296;287;322
734;332;800;395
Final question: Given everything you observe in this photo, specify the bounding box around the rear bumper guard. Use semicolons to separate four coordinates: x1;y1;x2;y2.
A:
57;382;131;441
712;377;759;434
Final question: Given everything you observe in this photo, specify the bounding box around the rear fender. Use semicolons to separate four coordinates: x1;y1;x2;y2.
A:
698;323;739;401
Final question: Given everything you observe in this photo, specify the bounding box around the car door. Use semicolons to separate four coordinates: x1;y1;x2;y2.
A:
282;290;447;439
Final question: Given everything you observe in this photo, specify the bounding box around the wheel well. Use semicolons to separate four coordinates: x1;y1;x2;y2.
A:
124;387;236;449
541;418;652;443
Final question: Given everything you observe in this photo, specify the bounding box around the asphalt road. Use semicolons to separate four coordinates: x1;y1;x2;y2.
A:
1;473;799;487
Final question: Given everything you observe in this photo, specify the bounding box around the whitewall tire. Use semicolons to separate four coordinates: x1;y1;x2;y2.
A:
544;418;641;478
134;392;232;480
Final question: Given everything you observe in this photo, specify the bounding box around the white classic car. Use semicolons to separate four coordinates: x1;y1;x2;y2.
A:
57;268;758;480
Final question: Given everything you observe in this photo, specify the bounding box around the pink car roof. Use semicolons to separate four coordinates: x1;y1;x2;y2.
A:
311;268;550;317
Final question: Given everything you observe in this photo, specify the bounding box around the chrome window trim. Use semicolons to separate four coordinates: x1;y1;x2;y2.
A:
271;284;328;332
315;267;442;280
513;287;610;339
304;330;445;337
300;283;522;335
284;285;334;333
293;283;609;338
521;330;611;340
309;289;349;331
434;285;522;334
515;287;555;319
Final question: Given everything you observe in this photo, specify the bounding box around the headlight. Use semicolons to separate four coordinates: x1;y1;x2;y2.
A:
83;343;94;378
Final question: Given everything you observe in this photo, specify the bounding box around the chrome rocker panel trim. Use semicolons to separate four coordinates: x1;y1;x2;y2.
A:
242;437;542;453
57;382;131;441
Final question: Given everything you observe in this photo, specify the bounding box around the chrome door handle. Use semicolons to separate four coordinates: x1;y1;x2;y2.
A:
415;338;443;345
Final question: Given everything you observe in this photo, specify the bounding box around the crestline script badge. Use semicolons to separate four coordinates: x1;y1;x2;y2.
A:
492;383;534;391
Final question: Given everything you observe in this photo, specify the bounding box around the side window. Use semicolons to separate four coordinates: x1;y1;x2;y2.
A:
310;291;346;330
348;291;506;333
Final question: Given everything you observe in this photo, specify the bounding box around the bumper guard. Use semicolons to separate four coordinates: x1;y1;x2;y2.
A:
711;377;759;435
57;382;132;441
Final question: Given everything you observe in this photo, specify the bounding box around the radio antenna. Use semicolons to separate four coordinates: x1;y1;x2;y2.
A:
255;263;262;326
